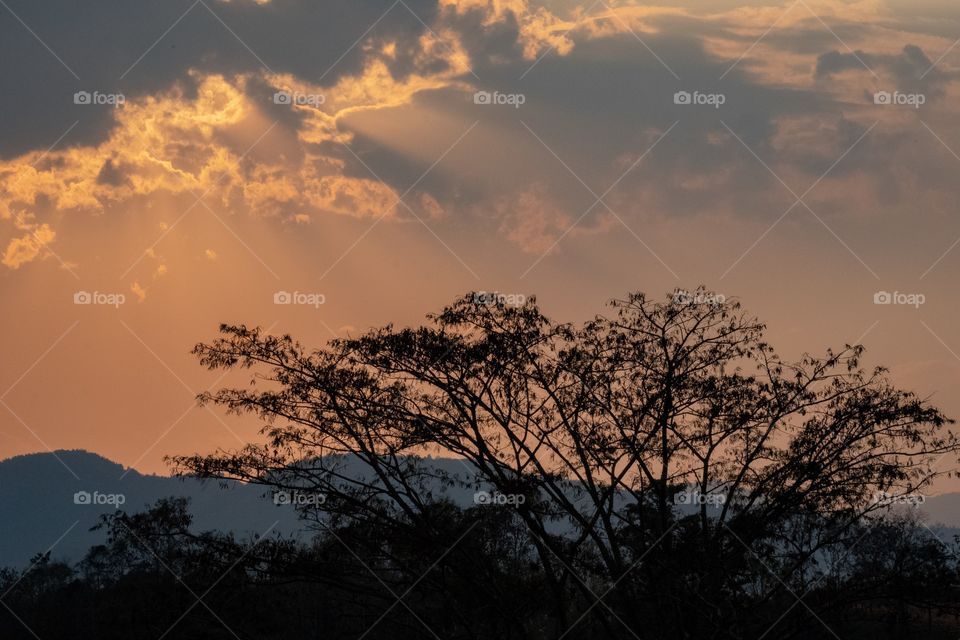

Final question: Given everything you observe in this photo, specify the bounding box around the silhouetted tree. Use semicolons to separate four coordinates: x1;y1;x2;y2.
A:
169;288;960;639
4;291;960;638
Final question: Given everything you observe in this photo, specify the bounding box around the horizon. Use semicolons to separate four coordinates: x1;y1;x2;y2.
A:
10;447;960;500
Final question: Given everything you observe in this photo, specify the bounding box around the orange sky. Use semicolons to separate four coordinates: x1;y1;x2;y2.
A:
1;0;959;490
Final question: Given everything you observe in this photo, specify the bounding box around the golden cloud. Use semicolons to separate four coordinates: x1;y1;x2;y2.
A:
2;223;55;269
0;52;473;270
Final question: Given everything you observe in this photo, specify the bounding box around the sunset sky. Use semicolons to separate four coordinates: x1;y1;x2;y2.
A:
1;0;959;483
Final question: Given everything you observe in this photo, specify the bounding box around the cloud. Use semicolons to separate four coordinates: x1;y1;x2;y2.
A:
130;281;147;303
2;223;55;269
3;0;960;275
0;72;423;225
814;49;875;77
495;183;571;253
815;44;950;96
0;0;459;157
439;0;574;60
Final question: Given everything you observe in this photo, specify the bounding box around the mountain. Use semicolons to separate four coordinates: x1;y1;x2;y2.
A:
0;450;490;570
921;492;960;533
0;450;308;570
3;450;960;570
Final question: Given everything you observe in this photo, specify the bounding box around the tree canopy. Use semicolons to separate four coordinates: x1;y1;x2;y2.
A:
162;288;960;639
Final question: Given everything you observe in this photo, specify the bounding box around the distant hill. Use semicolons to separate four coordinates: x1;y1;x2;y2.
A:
3;450;959;569
0;450;491;570
0;450;309;570
921;492;960;535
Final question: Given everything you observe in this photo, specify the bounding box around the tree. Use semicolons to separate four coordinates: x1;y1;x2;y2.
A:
172;288;960;639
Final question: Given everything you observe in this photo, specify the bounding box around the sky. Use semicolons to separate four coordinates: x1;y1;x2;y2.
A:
1;0;959;484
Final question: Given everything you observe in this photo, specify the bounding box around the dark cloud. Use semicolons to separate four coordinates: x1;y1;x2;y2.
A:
0;0;442;157
95;158;129;187
814;49;875;77
887;44;946;94
438;3;526;67
815;44;950;97
333;23;841;234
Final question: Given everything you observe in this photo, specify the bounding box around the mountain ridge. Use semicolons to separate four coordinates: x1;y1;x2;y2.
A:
3;450;959;570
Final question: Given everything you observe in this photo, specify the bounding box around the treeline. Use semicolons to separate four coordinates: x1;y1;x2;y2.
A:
2;496;960;639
